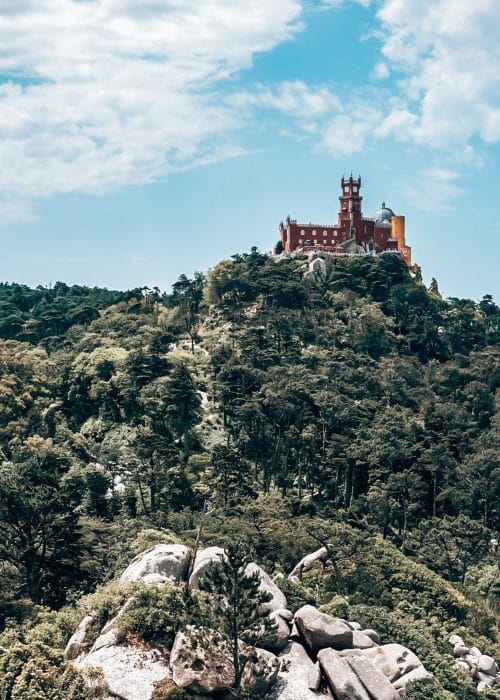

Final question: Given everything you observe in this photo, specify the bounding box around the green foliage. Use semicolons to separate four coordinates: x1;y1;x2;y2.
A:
0;253;499;693
76;581;129;646
320;595;350;619
119;584;204;648
0;281;136;344
275;577;317;612
200;541;278;689
0;641;95;700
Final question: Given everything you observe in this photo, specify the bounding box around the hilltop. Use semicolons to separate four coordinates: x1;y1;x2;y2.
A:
0;250;498;699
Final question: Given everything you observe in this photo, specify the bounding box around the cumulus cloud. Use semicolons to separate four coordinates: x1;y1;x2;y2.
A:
232;80;384;156
372;62;389;80
404;167;464;213
376;0;500;150
0;0;302;204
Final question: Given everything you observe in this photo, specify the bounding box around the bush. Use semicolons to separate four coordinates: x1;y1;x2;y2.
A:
348;604;482;700
320;595;350;619
118;584;205;648
275;577;317;613
0;641;95;700
76;581;129;647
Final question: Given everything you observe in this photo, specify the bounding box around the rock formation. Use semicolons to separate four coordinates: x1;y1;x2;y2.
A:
66;543;435;699
449;634;500;692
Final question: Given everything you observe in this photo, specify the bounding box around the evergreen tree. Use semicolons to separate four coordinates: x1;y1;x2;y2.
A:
200;541;277;692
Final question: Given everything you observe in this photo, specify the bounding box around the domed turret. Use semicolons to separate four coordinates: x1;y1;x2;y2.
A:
374;202;395;223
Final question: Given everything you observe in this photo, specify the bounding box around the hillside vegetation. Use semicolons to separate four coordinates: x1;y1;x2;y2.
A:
0;251;498;698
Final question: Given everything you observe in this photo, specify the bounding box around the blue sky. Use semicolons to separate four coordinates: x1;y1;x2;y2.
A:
0;0;499;300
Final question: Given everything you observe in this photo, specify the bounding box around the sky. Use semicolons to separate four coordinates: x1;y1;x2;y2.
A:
0;0;499;300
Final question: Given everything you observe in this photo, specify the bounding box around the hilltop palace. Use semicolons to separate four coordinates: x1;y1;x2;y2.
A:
277;175;412;267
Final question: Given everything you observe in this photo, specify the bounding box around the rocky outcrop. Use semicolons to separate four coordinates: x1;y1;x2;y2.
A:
120;544;190;585
288;546;329;582
188;545;225;588
345;655;401;700
353;643;423;683
75;627;170;700
246;562;288;614
67;542;435;699
269;641;329;699
450;635;500;691
170;625;279;696
318;648;371;700
295;605;353;653
64;613;94;660
262;611;291;652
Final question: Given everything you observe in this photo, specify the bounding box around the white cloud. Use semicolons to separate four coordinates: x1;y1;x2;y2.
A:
232;80;382;156
376;0;500;150
231;81;342;118
372;62;389;80
320;0;371;8
0;0;302;207
405;167;464;213
323;106;383;155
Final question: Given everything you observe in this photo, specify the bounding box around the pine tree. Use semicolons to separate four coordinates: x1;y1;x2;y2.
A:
200;541;277;692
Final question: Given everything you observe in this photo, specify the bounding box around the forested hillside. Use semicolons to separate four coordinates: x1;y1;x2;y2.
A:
0;251;499;699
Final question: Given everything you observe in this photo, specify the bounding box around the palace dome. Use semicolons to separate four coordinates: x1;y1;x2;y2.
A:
374;202;395;223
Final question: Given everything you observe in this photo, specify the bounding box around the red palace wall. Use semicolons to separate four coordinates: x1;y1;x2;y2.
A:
279;176;403;257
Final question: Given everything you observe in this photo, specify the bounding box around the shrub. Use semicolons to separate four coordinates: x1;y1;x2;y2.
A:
0;641;95;700
76;581;129;647
275;577;317;613
320;595;350;619
118;584;205;648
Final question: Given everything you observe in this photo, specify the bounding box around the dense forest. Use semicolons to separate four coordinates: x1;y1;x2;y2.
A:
0;250;498;699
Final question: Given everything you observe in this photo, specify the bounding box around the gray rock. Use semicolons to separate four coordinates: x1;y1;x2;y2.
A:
351;631;377;649
478;679;495;692
141;572;169;586
269;642;329;699
358;644;422;682
464;653;479;669
64;613;94;660
188;546;226;589
449;634;464;646
348;621;362;631
470;646;482;657
392;665;433;691
288;547;329;581
120;544;190;585
240;644;280;696
345;654;400;700
170;627;233;694
318;648;371;700
496;672;500;686
276;608;294;622
295;605;353;653
260;611;290;652
478;655;496;675
246;562;288;614
453;643;469;657
308;662;322;691
76;636;170;700
89;624;122;653
361;629;381;645
170;626;279;696
477;671;495;685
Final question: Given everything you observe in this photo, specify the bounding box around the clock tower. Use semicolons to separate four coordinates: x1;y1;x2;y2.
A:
338;175;363;237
